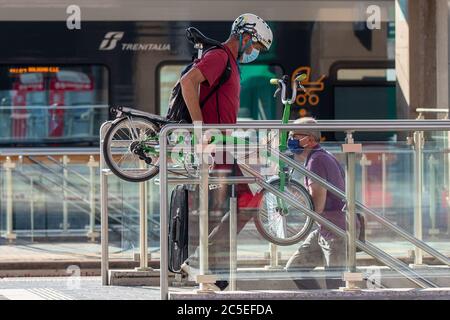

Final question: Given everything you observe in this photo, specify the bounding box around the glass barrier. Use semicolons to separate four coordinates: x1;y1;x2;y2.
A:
0;153;148;266
161;128;450;292
1;128;450;289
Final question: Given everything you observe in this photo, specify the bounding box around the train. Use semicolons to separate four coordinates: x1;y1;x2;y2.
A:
1;1;449;242
0;0;396;147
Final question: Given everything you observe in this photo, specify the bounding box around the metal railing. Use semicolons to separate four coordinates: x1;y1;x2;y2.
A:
158;120;450;299
100;122;155;285
0;147;149;242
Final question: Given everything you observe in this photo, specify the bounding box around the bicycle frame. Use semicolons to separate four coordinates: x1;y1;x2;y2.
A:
142;74;303;214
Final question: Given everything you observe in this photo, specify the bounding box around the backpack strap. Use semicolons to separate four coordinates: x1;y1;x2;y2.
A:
198;46;232;123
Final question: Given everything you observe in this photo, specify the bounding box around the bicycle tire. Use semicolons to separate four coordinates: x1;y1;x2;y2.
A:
103;116;160;182
254;178;314;246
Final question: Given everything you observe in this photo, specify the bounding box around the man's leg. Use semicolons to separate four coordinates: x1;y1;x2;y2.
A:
319;235;346;289
207;207;254;277
285;229;324;289
183;162;260;284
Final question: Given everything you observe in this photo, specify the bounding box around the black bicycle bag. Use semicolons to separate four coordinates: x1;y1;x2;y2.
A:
168;185;190;273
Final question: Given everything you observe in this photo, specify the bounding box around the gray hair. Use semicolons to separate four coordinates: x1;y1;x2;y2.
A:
290;117;321;142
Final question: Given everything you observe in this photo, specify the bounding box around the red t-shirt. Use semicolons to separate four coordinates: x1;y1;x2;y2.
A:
195;45;259;208
194;45;240;124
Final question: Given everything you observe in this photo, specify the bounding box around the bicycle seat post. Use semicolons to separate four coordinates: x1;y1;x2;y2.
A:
195;43;203;59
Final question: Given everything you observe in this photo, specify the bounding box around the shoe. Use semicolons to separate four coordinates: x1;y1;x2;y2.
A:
203;283;221;291
215;280;229;291
180;262;199;282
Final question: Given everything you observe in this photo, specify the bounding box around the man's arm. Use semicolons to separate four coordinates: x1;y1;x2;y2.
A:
180;67;206;122
309;182;327;214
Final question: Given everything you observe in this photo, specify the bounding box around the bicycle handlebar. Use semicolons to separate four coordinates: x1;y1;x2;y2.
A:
269;79;279;85
270;73;307;105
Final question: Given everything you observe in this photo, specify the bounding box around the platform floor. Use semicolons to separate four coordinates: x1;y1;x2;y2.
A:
1;277;450;300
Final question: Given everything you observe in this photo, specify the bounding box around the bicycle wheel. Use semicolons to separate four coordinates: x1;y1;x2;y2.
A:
254;178;314;246
103;116;160;182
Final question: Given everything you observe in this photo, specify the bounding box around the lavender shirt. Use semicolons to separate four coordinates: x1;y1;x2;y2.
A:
304;146;358;240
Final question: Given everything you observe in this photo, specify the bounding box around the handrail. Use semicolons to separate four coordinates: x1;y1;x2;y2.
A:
0;147;98;156
0;144;445;157
0;104;108;111
270;147;450;266
162;120;450;132
244;164;437;288
47;156;91;185
45;156;145;227
19;157;148;238
2;151;160;232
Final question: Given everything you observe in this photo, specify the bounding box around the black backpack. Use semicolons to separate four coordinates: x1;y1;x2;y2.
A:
166;45;232;123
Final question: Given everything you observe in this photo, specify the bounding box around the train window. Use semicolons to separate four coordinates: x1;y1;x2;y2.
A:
333;65;396;141
159;64;185;116
337;68;396;81
0;65;108;146
158;63;283;120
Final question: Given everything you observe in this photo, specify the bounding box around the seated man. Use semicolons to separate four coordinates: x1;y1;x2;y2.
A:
285;117;360;289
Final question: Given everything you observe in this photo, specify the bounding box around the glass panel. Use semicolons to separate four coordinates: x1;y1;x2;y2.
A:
162;128;450;292
0;65;109;146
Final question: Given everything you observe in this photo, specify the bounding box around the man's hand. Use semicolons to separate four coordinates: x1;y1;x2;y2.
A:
180;67;206;122
309;182;327;214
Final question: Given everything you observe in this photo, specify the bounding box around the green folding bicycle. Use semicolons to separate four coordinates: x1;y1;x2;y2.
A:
102;29;314;246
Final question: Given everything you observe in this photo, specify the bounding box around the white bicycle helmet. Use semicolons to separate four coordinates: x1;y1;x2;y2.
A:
231;13;273;51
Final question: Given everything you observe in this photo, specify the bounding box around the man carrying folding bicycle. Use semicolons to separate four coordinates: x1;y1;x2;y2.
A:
179;13;273;291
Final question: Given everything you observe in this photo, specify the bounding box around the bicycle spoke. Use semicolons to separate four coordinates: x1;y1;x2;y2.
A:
126;117;138;140
117;151;134;167
258;181;312;243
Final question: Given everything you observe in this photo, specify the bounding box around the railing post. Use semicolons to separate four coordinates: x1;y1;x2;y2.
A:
197;127;216;293
381;153;387;217
229;184;237;291
359;154;372;206
160;127;169;300
3;156;17;243
87;155;99;242
269;243;280;268
100;122;111;286
428;155;439;236
413;130;424;266
30;176;35;243
447;131;450;235
264;245;281;270
342;132;363;290
62;155;70;232
136;160;152;271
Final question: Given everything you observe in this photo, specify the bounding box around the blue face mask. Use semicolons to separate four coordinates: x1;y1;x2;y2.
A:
288;137;308;154
241;47;260;64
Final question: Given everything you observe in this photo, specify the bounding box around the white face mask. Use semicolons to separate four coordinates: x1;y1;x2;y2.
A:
241;47;260;64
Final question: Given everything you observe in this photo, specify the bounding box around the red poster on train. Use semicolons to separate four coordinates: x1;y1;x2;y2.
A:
49;78;65;137
49;72;93;137
11;76;44;139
